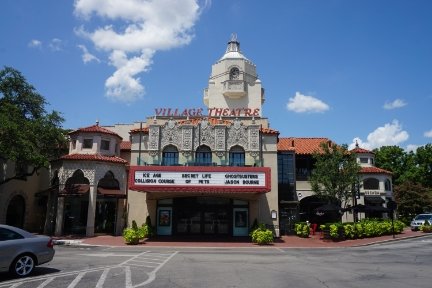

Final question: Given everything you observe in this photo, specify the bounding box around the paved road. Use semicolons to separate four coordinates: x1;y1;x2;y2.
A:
1;235;431;288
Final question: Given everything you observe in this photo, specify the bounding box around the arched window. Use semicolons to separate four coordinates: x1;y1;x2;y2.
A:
195;145;212;165
162;145;179;166
229;67;240;80
229;145;245;166
363;178;380;190
384;179;392;191
98;171;120;189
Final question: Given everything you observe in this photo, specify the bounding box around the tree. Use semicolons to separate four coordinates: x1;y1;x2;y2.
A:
415;144;432;188
394;181;432;223
0;67;67;186
373;145;418;186
310;143;361;208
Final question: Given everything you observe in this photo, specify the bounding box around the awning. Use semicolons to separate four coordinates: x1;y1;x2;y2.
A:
97;187;126;198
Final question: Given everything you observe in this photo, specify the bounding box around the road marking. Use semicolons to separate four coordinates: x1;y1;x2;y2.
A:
78;253;139;257
0;251;179;288
95;268;110;288
125;266;132;288
274;247;285;253
132;251;178;287
36;277;54;288
67;271;85;288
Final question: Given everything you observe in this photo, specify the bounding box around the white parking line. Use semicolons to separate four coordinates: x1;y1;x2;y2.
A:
125;266;132;288
67;271;85;288
36;277;54;288
95;268;110;288
0;251;179;288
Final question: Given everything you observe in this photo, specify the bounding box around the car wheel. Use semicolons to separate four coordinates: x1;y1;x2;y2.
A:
10;254;35;277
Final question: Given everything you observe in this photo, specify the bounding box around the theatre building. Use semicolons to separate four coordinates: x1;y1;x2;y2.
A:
31;35;392;237
125;35;278;237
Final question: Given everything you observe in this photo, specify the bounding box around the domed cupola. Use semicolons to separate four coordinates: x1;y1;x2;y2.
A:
203;34;265;117
67;121;123;157
351;141;375;167
219;34;249;61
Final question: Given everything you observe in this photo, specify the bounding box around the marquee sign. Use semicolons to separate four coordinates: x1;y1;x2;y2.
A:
129;166;271;193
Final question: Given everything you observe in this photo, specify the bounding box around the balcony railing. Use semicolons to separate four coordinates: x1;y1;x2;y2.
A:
222;80;246;98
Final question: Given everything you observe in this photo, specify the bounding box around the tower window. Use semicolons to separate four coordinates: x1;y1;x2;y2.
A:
83;139;93;149
101;140;110;151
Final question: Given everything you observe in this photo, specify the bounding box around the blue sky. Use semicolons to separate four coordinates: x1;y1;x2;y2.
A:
1;0;431;151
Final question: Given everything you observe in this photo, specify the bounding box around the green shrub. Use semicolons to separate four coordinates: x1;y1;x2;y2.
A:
329;223;343;240
343;223;356;239
251;223;274;245
122;227;140;245
123;220;149;244
294;222;310;238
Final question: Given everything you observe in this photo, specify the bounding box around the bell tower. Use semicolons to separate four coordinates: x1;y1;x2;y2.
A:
203;34;265;117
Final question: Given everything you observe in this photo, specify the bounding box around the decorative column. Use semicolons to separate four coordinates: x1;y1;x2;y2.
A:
86;186;97;237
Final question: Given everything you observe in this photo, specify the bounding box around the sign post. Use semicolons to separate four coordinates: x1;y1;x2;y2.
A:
387;200;398;239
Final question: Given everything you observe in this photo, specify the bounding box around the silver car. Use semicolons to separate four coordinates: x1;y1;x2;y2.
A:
0;224;55;277
410;213;432;231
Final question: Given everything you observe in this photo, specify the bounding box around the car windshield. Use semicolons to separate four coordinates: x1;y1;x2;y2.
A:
415;215;432;220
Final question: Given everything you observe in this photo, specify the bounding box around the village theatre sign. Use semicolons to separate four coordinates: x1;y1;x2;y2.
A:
129;166;271;193
154;107;261;117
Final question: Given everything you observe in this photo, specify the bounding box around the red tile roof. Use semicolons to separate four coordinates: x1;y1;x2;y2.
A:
351;147;374;154
261;127;279;135
278;138;332;154
69;124;122;140
359;166;392;175
120;141;131;150
130;127;149;134
60;154;128;164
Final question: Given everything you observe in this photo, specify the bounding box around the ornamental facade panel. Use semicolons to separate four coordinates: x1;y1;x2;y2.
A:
248;125;260;152
197;119;215;150
161;119;181;149
227;119;248;149
58;164;96;186
148;125;160;152
181;125;194;152
215;126;226;151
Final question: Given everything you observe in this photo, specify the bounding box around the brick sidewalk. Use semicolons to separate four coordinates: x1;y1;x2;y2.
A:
56;228;427;248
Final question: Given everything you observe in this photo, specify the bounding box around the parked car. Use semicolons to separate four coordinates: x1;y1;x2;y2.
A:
0;224;55;277
410;213;432;231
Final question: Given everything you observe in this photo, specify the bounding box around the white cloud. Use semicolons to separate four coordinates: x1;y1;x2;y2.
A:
424;130;432;138
49;38;63;51
383;99;407;110
406;144;419;152
77;45;100;63
74;0;202;103
286;92;329;113
349;120;409;150
28;39;42;48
